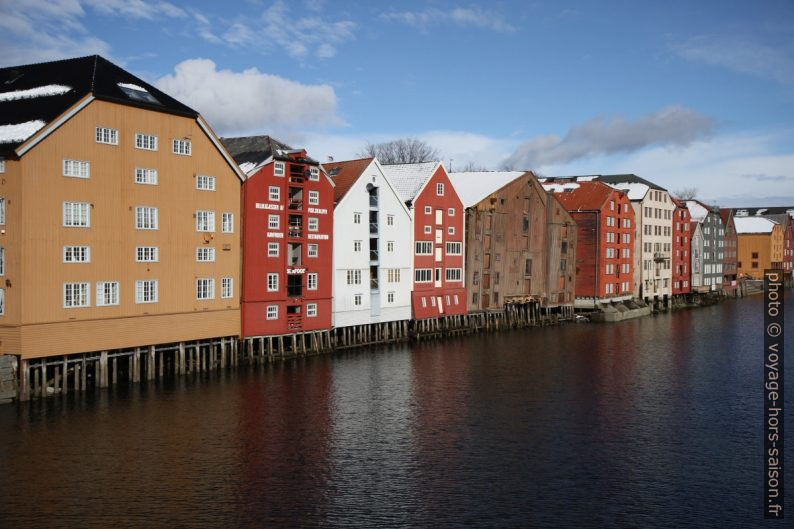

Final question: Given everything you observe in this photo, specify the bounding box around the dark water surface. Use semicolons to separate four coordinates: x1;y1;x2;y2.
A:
1;296;792;528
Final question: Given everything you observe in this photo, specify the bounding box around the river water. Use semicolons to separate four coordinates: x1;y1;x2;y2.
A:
1;295;791;528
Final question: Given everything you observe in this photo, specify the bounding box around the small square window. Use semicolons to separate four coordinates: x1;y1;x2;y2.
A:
269;186;280;201
424;206;432;214
268;242;279;257
266;305;279;320
307;303;317;317
274;162;285;177
448;208;455;216
424;225;431;234
308;244;318;257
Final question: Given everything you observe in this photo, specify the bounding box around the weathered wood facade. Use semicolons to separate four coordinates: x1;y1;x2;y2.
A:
734;216;783;278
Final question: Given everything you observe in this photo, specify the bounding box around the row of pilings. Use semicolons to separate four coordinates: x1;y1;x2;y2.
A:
11;302;575;402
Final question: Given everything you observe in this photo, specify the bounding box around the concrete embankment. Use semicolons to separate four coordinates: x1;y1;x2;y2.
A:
588;300;652;322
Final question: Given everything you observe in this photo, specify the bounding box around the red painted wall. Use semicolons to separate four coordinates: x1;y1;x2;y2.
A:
241;153;333;336
411;165;467;319
672;205;691;295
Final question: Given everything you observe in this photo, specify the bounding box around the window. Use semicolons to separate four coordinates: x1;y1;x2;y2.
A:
274;162;285;177
354;294;362;306
135;168;158;185
445;268;462;281
387;292;395;303
387;269;401;283
448;226;455;235
354;241;362;252
268;214;280;230
387;241;394;252
266;305;278;320
307;273;317;290
267;273;279;292
448;208;455;216
431;296;436;307
135;133;157;151
0;247;3;275
424;225;431;234
387;215;394;225
415;268;433;282
415;241;433;255
269;186;280;201
95;126;118;145
0;198;4;225
309;167;320;181
96;281;119;306
172;139;191;155
221;277;233;298
136;246;159;262
454;294;459;305
445;242;462;255
346;270;362;285
353;212;361;224
63;246;90;263
196;278;215;300
63;159;90;178
268;242;279;257
136;206;158;230
64;282;90;308
308;244;318;257
424;206;432;215
196;210;215;232
135;280;158;303
221;212;234;233
308;190;319;205
421;297;427;308
196;175;216;191
0;159;4;173
63;202;90;227
436;183;444;195
307;303;317;317
308;217;318;231
196;247;215;262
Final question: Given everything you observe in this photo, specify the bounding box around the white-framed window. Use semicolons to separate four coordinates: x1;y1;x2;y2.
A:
308;244;318;257
0;159;4;173
387;215;394;226
268;242;279;257
221;277;233;299
424;225;431;234
308;217;318;231
448;226;455;235
268;214;279;230
196;175;216;191
266;305;278;320
354;241;362;252
445;242;462;255
0;198;4;225
172;139;191;155
448;208;455;216
136;246;159;262
96;281;119;306
346;270;361;285
64;282;90;308
309;166;320;181
63;159;90;178
307;303;317;317
353;212;361;224
135;280;158;303
135;133;157;151
436;183;444;195
431;296;436;307
387;269;401;283
135;168;158;185
445;268;462;281
222;212;234;233
387;241;394;252
63;245;90;263
421;297;427;308
196;210;215;232
196;247;215;262
454;294;459;305
308;190;319;205
307;273;317;290
424;206;432;215
267;273;279;292
387;292;394;303
415;241;432;255
0;247;3;275
63;202;90;227
95;126;118;145
269;186;280;201
274;162;285;177
354;294;362;306
196;278;215;300
415;268;432;282
136;206;158;230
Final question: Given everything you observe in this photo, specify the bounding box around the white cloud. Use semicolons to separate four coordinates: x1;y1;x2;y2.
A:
83;0;187;20
155;59;342;135
503;105;713;169
381;6;516;33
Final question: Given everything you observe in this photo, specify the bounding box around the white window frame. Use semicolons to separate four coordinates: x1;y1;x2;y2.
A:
135;168;158;185
448;226;455;235
415;241;433;255
172;138;192;155
63;245;90;263
387;292;394;303
266;305;279;320
448;208;455;216
268;214;279;230
0;198;4;225
196;278;215;300
196;210;215;232
346;270;361;285
64;282;90;308
354;294;362;306
424;206;432;215
308;190;319;205
415;268;433;282
307;273;318;290
136;206;159;230
267;273;279;292
307;303;317;317
63;202;90;227
387;241;394;252
196;175;216;191
353;212;361;224
308;217;319;232
135;280;158;304
268;242;279;257
274;162;285;177
96;281;120;306
445;242;462;255
268;186;280;201
436;183;444;195
222;212;234;233
354;241;362;252
221;277;233;299
135;133;158;151
95;126;118;145
309;166;320;181
136;246;159;262
196;247;216;262
308;244;318;258
63;159;90;178
445;268;462;281
387;214;394;226
0;159;4;173
0;247;4;276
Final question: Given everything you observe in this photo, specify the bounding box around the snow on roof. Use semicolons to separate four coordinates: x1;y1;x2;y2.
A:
448;171;525;207
605;181;649;201
542;182;581;193
755;208;768;216
117;82;148;92
734;216;778;234
0;120;46;144
576;175;598;181
238;161;258;175
0;84;71;102
381;162;439;202
686;200;710;222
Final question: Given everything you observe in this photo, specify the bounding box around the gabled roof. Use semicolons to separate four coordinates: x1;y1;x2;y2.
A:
543;174;665;201
719;208;733;226
381;161;441;203
447;171;525;208
323;157;374;203
596;174;667;192
542;180;617;211
734;216;779;234
671;196;687;209
0;55;197;155
221;135;297;175
685;199;716;222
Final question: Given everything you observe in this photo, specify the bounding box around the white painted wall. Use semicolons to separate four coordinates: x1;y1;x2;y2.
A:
332;159;413;327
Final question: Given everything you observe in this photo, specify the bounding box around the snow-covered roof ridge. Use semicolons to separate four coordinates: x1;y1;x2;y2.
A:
0;85;71;102
448;171;525;207
117;82;148;92
606;181;649;201
382;161;440;203
542;182;581;193
734;216;778;234
0;120;46;144
686;200;710;222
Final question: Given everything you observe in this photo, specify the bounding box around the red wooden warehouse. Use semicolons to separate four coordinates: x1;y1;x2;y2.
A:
382;162;467;319
672;198;692;296
222;136;334;336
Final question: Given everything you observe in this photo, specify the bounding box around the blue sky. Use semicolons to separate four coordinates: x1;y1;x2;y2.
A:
2;0;794;206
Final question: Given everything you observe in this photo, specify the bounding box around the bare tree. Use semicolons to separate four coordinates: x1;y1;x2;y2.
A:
358;138;440;164
674;187;699;200
457;160;490;172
